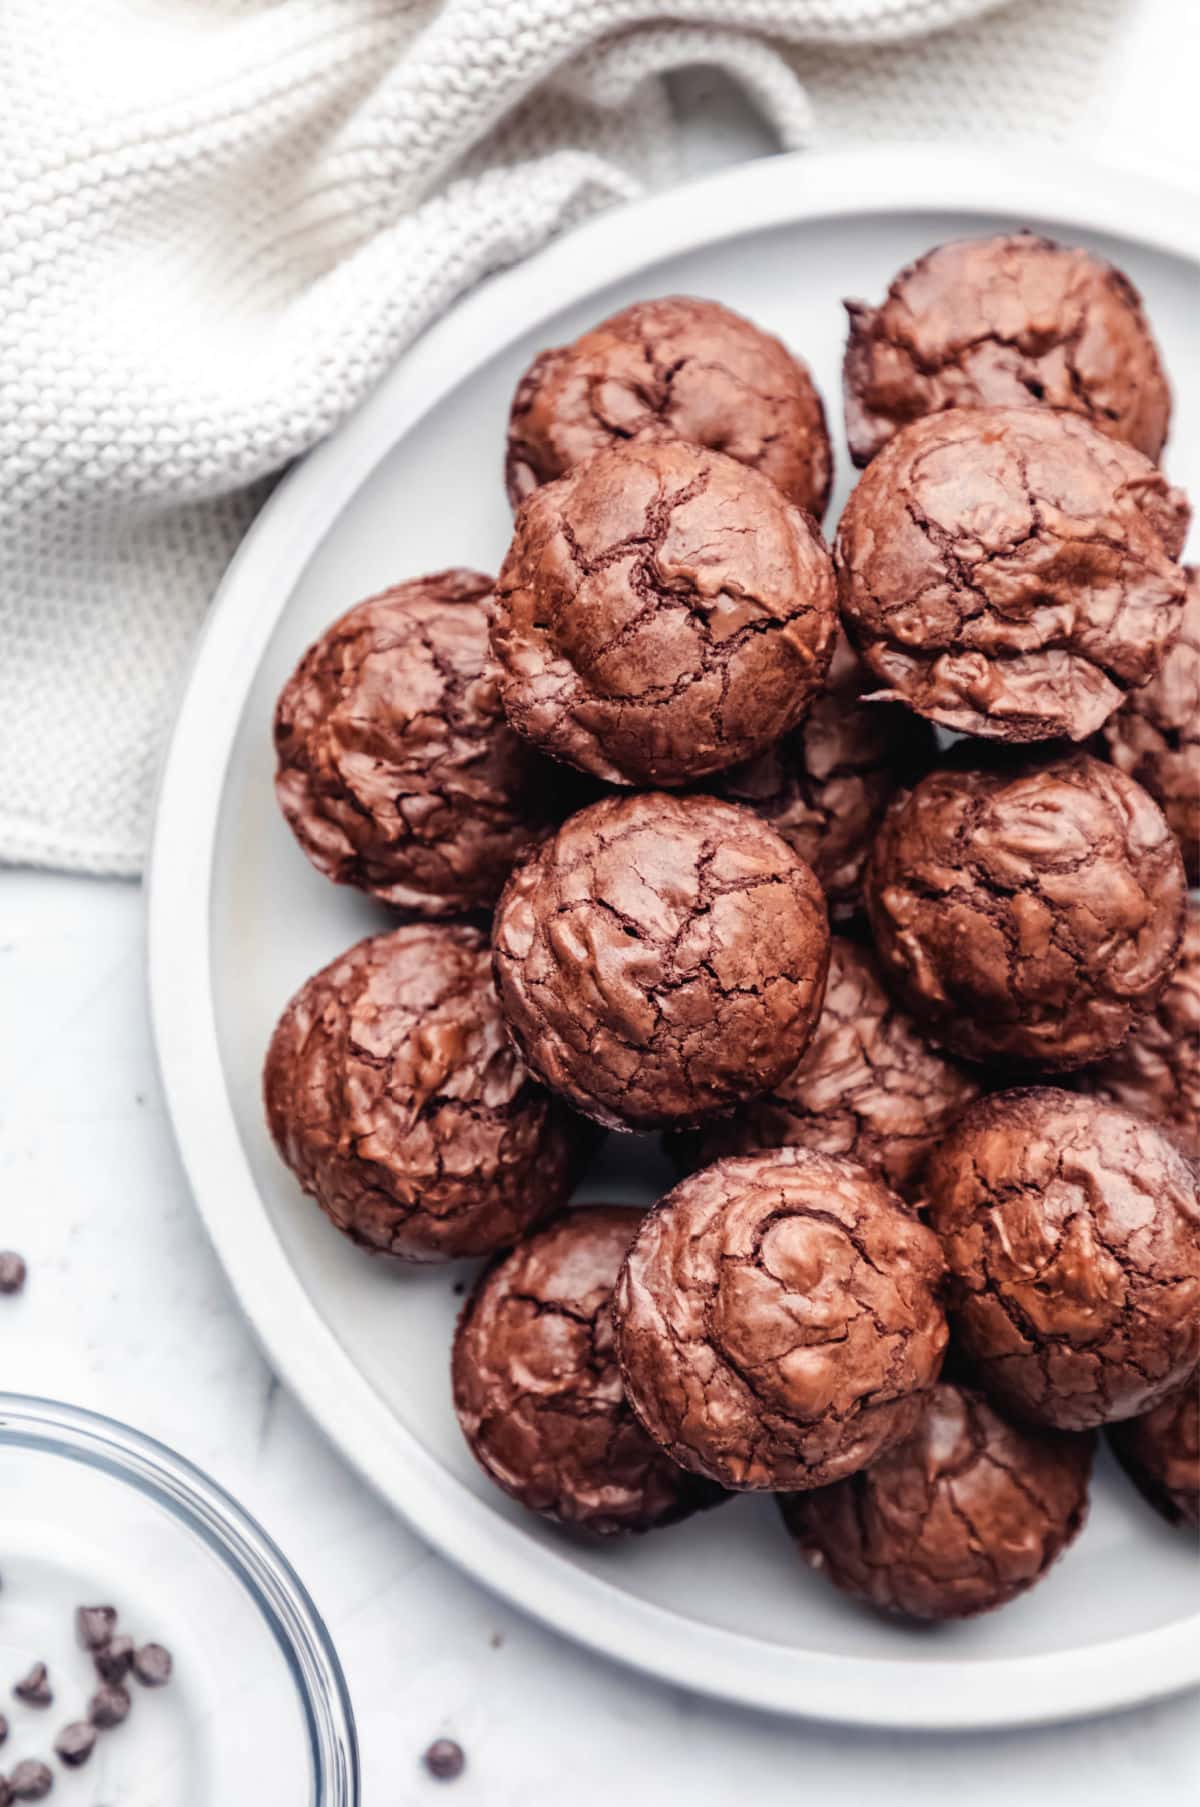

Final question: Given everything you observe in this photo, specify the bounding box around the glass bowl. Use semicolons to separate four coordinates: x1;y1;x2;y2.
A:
0;1394;358;1804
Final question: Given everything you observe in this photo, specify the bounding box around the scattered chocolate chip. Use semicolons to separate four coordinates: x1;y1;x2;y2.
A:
132;1643;172;1688
74;1606;117;1652
0;1712;7;1744
93;1636;133;1684
422;1739;465;1781
53;1723;96;1769
489;1632;503;1649
0;1253;26;1296
88;1684;130;1730
13;1663;52;1707
8;1761;52;1801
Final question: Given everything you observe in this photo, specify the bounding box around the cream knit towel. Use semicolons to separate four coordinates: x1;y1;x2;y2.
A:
0;0;1129;874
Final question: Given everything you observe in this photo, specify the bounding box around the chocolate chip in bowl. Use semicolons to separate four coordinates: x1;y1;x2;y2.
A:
0;1396;355;1804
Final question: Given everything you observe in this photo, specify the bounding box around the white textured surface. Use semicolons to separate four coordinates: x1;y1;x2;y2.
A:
0;0;1156;877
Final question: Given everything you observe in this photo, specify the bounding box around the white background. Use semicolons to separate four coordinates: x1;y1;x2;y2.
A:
3;4;1198;1799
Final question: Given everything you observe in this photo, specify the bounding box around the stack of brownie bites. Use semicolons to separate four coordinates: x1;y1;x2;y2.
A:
265;235;1200;1621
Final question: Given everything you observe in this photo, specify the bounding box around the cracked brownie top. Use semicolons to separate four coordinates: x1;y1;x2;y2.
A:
865;750;1186;1070
1079;899;1200;1158
490;791;830;1132
842;232;1171;468
263;922;575;1262
925;1087;1200;1432
452;1206;726;1534
492;438;838;787
679;936;981;1198
834;406;1188;744
1108;1378;1200;1530
274;569;567;914
612;1146;948;1492
1101;566;1200;884
779;1382;1094;1620
506;295;832;519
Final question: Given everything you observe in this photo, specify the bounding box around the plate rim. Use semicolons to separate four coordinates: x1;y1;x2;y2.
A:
147;143;1200;1731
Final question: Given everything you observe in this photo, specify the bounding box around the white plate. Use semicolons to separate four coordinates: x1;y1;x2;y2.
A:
148;146;1200;1730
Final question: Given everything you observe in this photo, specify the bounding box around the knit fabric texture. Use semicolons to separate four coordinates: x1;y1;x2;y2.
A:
0;0;1130;873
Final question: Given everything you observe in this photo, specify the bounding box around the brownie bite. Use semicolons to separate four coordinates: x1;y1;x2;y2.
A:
865;752;1186;1071
843;233;1170;468
453;1207;725;1534
1078;899;1200;1158
925;1088;1200;1432
263;924;575;1261
506;295;831;518
492;439;837;787
708;637;935;917
491;793;830;1132
274;570;564;914
835;407;1188;743
780;1383;1094;1620
613;1148;947;1491
1108;1379;1200;1530
678;937;981;1198
1101;567;1199;882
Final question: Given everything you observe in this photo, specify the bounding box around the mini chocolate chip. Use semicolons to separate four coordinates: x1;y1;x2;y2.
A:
132;1643;171;1688
75;1606;117;1652
8;1760;52;1801
13;1663;52;1707
54;1722;96;1769
93;1636;133;1684
422;1739;465;1781
88;1683;130;1730
0;1711;7;1744
0;1253;26;1296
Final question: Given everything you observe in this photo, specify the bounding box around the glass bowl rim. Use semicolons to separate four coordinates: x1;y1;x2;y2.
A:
0;1391;359;1806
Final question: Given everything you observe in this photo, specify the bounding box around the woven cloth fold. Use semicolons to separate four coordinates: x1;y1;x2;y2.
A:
0;0;1128;872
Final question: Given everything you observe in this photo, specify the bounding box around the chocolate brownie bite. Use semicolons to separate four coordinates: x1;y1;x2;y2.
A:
679;937;981;1198
843;233;1171;468
612;1148;948;1490
1079;899;1200;1158
492;439;838;787
780;1383;1094;1620
865;752;1186;1070
491;793;830;1132
263;924;575;1261
506;295;832;518
835;407;1189;743
708;637;935;917
453;1207;724;1533
1101;567;1199;882
925;1088;1200;1431
1108;1379;1199;1530
274;570;563;915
